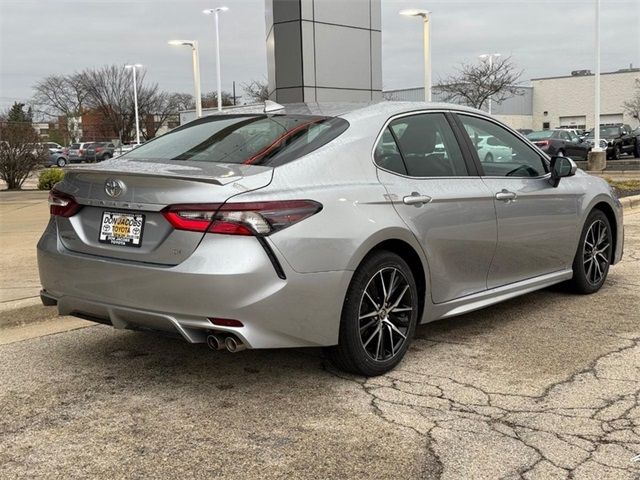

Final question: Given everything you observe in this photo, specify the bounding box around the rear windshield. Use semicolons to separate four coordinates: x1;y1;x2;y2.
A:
121;114;349;166
586;127;620;138
71;143;80;149
527;131;553;140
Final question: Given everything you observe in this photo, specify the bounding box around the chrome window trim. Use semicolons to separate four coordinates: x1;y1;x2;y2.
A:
370;109;474;180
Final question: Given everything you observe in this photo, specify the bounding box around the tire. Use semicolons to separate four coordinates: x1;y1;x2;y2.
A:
56;157;67;168
484;153;494;163
612;145;621;160
633;141;640;159
568;209;612;294
326;250;419;376
102;153;112;161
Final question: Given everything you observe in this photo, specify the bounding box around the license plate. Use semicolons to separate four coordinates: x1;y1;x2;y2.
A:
99;211;145;247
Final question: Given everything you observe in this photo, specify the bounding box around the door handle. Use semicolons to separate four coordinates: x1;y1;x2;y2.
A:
495;190;517;202
403;192;432;206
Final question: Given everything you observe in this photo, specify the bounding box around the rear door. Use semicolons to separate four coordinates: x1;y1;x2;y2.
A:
375;112;497;304
454;113;579;288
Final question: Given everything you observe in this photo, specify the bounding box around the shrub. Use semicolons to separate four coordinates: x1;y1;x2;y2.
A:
37;169;65;190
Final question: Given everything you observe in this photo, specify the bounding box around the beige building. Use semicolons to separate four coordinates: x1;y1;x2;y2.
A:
532;68;639;131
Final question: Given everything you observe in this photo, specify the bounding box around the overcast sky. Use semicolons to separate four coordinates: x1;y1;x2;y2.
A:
0;0;638;110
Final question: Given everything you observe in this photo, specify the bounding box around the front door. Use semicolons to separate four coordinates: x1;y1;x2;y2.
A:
455;114;579;288
374;112;497;304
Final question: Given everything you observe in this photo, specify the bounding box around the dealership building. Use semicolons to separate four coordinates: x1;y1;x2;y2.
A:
385;67;639;132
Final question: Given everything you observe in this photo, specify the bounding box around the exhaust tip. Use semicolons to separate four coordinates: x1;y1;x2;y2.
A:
206;334;225;351
224;336;246;353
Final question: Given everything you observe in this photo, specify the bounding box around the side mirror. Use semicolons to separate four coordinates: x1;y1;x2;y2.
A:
549;156;577;187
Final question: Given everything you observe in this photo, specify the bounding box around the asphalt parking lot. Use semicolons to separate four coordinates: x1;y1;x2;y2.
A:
0;194;639;479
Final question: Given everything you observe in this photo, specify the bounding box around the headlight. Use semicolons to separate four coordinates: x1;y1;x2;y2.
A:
600;139;608;148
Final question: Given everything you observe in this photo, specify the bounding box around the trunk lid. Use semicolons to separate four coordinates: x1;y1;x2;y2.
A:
54;158;273;265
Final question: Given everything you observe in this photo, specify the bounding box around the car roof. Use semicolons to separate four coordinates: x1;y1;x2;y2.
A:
198;101;489;123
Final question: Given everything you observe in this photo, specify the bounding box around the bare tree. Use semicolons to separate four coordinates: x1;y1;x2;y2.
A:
201;91;234;109
32;73;86;143
435;56;523;110
0;103;46;190
242;80;269;104
623;79;640;122
78;65;166;143
140;92;187;139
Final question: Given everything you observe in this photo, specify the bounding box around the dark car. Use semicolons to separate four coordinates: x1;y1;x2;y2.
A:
84;142;116;162
526;129;590;160
585;124;638;159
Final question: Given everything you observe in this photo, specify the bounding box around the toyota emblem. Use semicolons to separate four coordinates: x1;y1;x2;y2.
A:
105;178;126;198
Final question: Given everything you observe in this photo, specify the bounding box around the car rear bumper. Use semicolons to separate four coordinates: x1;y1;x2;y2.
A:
37;219;351;348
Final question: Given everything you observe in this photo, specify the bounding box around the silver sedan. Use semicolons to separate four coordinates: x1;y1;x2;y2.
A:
38;102;623;376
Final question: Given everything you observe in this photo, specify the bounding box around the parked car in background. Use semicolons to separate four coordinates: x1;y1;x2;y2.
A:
48;151;69;168
555;126;586;138
67;142;93;163
584;124;637;159
85;142;116;162
38;102;623;376
473;135;513;162
527;129;590;160
42;142;64;153
113;143;142;158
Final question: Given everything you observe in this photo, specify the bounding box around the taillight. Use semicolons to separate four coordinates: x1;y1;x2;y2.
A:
162;200;322;236
79;149;84;155
535;140;550;148
95;147;103;152
48;189;82;217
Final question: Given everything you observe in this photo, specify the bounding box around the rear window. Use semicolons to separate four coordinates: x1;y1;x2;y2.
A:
121;114;349;166
71;143;80;149
527;131;553;140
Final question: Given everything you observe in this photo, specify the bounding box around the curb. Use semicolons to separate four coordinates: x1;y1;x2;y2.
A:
620;194;640;210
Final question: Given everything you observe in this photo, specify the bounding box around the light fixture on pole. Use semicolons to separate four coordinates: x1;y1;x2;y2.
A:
203;6;229;112
124;64;143;145
169;40;203;118
479;53;501;114
399;9;432;102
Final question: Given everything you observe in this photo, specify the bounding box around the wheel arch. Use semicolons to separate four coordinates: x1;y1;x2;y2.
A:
589;201;618;262
351;236;429;324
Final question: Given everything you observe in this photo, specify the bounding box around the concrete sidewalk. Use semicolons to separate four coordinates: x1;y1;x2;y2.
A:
0;190;50;304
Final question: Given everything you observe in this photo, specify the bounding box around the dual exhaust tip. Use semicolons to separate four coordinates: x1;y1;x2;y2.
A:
206;333;246;353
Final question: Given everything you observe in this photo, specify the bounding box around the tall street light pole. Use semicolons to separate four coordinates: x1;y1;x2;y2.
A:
168;40;202;118
594;0;602;151
400;9;432;102
479;53;501;114
125;64;143;144
203;7;229;112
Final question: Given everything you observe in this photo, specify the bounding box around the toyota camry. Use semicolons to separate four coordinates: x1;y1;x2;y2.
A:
37;102;623;376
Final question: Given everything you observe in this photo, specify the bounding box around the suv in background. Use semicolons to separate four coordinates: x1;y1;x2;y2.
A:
67;142;93;163
585;124;637;159
85;142;116;162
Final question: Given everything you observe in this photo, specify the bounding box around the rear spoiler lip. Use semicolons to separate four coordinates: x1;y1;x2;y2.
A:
68;167;227;186
67;161;274;186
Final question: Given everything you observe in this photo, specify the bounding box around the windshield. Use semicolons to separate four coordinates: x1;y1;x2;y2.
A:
586;127;620;138
121;114;349;166
527;131;553;140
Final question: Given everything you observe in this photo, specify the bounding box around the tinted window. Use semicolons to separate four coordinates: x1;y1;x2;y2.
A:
374;127;406;175
458;115;547;177
122;114;348;166
71;143;80;149
383;113;467;177
527;131;553;140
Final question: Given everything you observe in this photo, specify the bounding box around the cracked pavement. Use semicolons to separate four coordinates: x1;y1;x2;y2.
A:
0;210;639;479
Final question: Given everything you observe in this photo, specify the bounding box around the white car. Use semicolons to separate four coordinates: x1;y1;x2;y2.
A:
475;135;513;163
